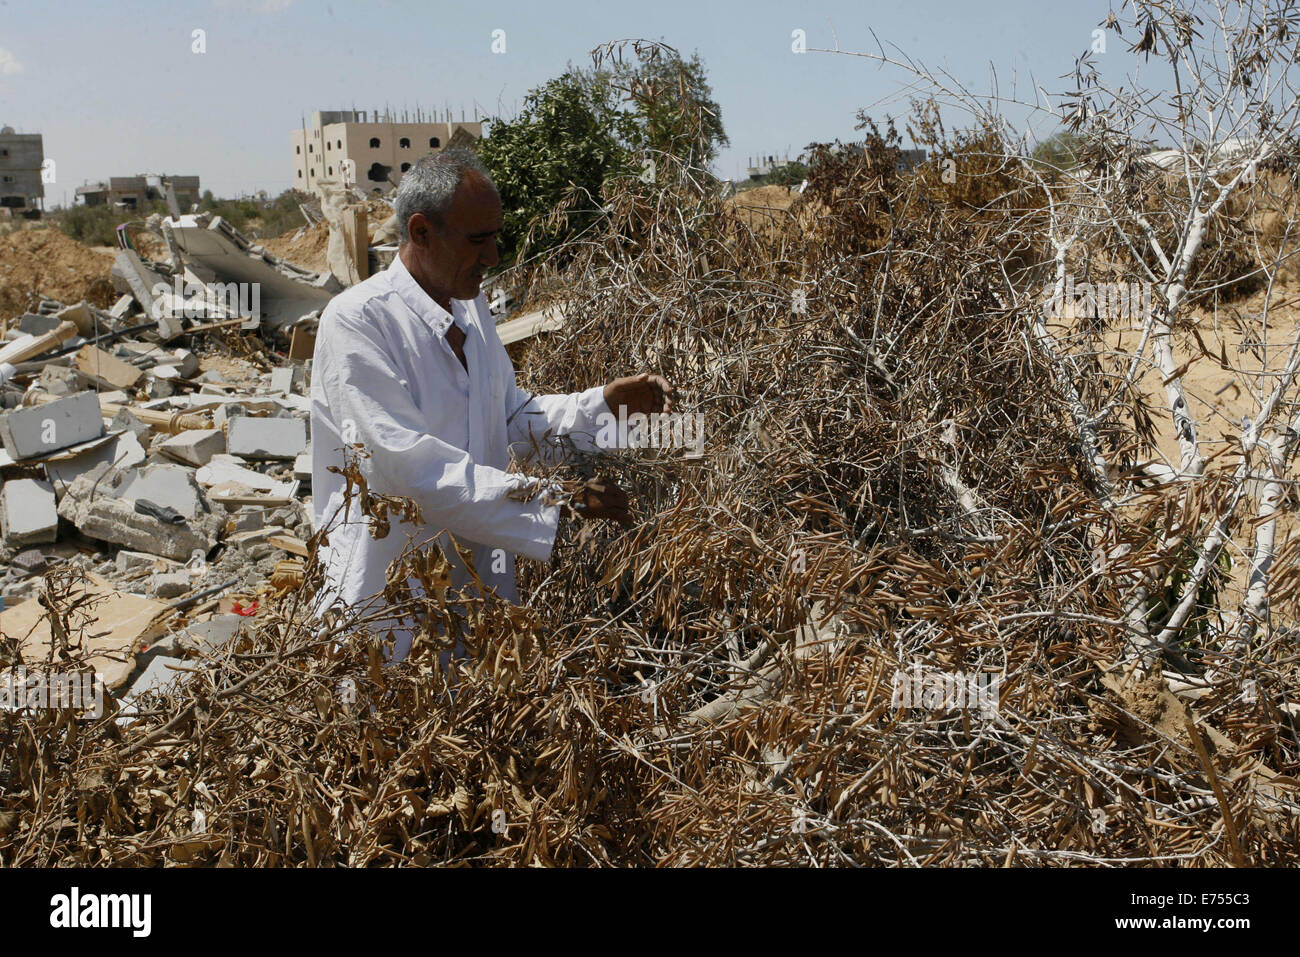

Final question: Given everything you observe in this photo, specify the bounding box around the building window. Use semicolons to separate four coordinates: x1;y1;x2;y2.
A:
399;137;410;149
326;141;330;151
369;137;381;148
367;162;392;183
400;162;411;172
295;145;300;154
429;137;440;148
337;139;342;148
0;148;8;157
297;170;302;178
309;169;315;176
308;144;313;153
1;175;12;183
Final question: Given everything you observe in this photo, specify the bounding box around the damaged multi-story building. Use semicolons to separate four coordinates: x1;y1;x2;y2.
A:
0;124;45;218
74;174;202;211
291;108;483;195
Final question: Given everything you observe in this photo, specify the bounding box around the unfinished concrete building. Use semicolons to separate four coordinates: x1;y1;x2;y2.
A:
291;109;483;195
75;175;201;211
0;125;45;218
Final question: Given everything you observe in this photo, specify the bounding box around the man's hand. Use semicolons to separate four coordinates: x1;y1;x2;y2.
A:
567;477;633;526
603;373;674;417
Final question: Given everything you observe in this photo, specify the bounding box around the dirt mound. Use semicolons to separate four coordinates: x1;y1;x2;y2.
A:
262;221;332;274
724;186;800;243
263;200;392;276
0;228;116;322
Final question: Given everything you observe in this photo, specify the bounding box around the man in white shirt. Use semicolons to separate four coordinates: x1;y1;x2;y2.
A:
310;149;672;661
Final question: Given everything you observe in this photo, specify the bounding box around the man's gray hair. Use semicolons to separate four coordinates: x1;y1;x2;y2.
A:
394;148;496;244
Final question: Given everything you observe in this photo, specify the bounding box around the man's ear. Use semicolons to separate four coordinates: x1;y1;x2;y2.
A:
408;212;442;247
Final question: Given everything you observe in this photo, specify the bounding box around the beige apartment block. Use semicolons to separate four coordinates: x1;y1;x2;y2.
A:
291;110;483;195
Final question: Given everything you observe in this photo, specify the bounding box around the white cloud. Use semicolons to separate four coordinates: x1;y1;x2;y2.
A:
0;48;24;76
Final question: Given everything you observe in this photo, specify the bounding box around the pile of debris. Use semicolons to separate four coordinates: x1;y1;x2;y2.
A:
0;212;326;714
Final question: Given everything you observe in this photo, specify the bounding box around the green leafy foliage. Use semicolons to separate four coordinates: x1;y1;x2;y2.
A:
478;43;729;265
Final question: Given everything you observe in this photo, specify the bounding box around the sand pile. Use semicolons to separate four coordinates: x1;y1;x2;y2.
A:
0;227;116;321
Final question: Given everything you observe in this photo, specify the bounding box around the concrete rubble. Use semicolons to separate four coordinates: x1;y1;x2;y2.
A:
0;212;323;705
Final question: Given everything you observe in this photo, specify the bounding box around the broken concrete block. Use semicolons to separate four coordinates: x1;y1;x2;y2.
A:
57;466;219;562
269;366;293;394
148;571;191;600
116;464;209;519
0;391;103;460
116;550;180;576
0;479;58;546
44;431;146;501
170;349;199;378
294;451;311;482
74;344;144;391
117;655;190;723
55;301;96;337
212;403;246;428
158;428;225;467
10;548;48;576
225;416;307;459
109;295;134;320
224;507;265;534
178;614;246;655
151;364;182;381
37;364;81;396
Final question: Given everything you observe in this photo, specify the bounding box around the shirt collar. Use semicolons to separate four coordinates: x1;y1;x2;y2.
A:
389;251;468;338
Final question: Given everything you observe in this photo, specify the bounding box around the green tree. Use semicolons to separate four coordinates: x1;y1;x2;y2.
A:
603;46;730;169
478;71;637;265
479;42;729;266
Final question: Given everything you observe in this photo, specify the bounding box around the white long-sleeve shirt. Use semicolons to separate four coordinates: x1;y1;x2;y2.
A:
310;253;609;660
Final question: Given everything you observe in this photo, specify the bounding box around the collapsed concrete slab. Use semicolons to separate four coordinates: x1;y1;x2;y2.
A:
111;250;182;338
1;478;59;546
57;465;220;561
0;391;104;460
164;214;341;335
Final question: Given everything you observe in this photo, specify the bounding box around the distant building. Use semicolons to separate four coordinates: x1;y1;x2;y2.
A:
748;146;928;180
0;125;45;217
746;154;790;180
75;174;201;210
292;109;484;195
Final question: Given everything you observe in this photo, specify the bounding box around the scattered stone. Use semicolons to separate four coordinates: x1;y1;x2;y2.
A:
225;416;307;459
1;479;59;546
148;571;191;600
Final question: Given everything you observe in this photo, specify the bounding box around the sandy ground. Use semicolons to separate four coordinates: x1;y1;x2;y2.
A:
1046;281;1300;610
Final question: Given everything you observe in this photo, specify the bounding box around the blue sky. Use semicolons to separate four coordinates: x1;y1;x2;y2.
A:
1;0;1139;204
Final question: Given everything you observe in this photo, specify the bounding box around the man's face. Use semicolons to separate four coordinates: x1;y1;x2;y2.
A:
407;172;503;303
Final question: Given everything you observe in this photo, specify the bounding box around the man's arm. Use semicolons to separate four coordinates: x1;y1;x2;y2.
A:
318;311;562;560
